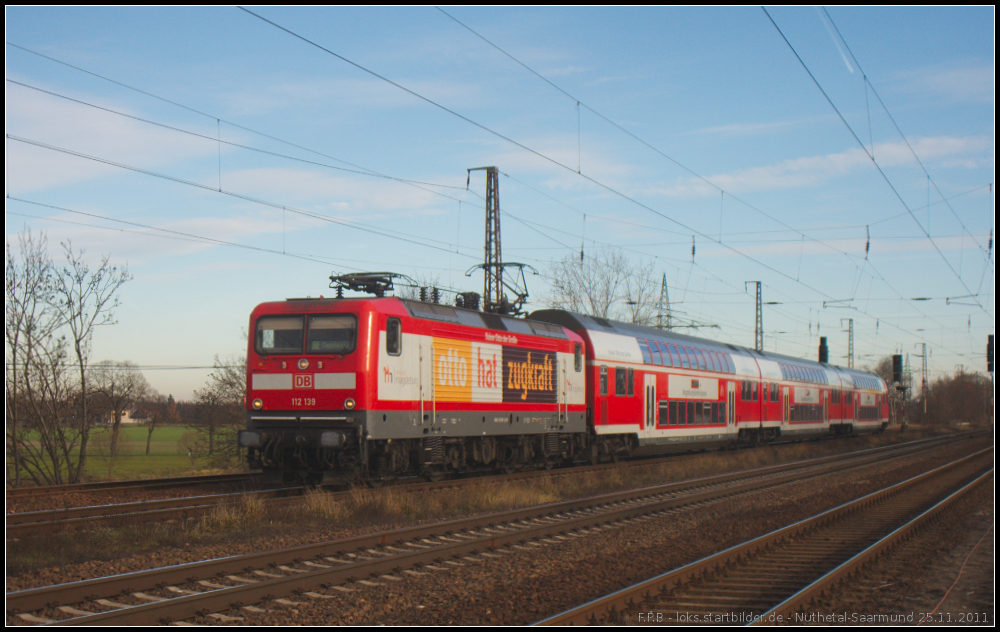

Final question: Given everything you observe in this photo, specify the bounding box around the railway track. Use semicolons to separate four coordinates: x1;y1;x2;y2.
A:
5;431;976;538
535;448;993;625
6;472;261;501
6;433;985;626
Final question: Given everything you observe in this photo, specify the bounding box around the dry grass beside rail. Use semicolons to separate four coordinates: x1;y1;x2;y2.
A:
5;423;975;583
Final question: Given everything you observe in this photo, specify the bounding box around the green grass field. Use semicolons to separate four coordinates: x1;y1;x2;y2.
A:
9;425;245;483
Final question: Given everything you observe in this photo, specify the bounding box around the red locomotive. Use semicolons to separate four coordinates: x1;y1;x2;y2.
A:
239;295;889;484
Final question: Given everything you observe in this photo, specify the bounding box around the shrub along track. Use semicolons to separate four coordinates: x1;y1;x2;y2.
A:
4;431;975;539
5;433;985;626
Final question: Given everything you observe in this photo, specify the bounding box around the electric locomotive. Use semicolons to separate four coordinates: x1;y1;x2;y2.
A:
239;296;587;484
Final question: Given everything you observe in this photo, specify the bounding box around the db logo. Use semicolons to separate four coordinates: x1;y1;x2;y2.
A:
294;374;314;389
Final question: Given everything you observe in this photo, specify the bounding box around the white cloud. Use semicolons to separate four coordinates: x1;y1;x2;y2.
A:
654;135;993;196
219;166;452;218
5;81;222;193
892;63;995;104
218;77;484;117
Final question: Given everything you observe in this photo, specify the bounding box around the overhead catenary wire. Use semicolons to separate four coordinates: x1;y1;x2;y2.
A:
10;32;980;329
761;7;987;315
6;198;471;274
6;134;483;261
424;7;986;345
820;6;990;260
7;18;985;368
236;6;981;356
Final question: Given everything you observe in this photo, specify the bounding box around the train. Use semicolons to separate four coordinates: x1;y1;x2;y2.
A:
238;295;890;484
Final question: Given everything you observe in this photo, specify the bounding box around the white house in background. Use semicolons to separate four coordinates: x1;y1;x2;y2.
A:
109;409;148;425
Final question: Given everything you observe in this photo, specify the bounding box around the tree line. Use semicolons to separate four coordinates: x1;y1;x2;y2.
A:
5;230;247;487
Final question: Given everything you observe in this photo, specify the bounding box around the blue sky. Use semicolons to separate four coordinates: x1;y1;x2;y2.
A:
5;7;994;400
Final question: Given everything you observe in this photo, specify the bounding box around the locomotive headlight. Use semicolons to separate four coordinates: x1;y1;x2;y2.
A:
252;398;263;410
344;398;356;410
298;358;309;370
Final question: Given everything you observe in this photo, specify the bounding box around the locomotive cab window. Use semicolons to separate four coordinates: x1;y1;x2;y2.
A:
307;315;357;354
256;316;304;355
574;344;583;372
386;317;401;356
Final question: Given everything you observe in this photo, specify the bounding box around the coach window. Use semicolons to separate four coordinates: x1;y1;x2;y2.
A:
687;401;696;426
656;342;672;367
665;344;679;367
627;368;635;396
669;401;678;425
751;380;759;401
678;346;691;370
650;342;663;366
386;317;401;356
615;367;628;396
694;348;708;371
600;365;608;396
638;339;653;364
574;344;583;372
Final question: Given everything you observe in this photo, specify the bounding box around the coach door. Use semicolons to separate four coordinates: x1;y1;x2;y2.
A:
643;373;657;440
727;381;736;427
782;386;790;425
558;356;567;424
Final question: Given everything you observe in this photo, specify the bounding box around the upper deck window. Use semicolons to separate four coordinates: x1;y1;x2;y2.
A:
638;339;654;364
650;341;663;366
256;316;304;355
657;342;673;368
307;315;357;354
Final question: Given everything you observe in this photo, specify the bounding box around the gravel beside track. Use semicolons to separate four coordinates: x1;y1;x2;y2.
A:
205;441;982;626
5;434;964;595
5;433;990;626
814;478;994;626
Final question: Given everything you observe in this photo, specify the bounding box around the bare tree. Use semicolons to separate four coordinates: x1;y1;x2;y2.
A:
5;231;132;485
193;355;247;463
545;247;658;325
137;393;178;456
49;241;131;482
394;273;441;301
91;361;151;460
5;231;58;485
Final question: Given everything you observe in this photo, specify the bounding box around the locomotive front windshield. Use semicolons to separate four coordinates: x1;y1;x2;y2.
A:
306;315;356;354
255;314;356;355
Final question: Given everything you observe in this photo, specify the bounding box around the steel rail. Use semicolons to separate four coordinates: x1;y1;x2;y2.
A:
6;487;306;536
6;435;977;623
754;468;995;625
8;431;971;537
534;446;993;625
